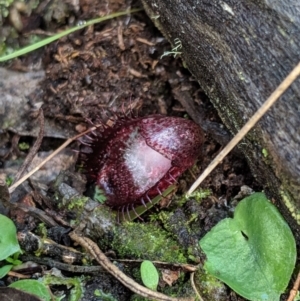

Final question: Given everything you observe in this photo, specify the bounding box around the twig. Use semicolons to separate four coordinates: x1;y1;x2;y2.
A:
14;203;59;226
117;259;197;273
12;109;45;184
69;231;195;301
190;272;204;301
8;126;98;194
21;255;105;273
7;271;31;279
187;61;300;195
287;270;300;301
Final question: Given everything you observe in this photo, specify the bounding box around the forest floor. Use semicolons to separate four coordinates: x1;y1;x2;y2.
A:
0;0;262;300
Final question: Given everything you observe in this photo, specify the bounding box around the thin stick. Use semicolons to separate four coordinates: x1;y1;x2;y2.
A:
187;61;300;196
287;270;300;301
190;272;204;301
8;126;98;194
12;109;44;184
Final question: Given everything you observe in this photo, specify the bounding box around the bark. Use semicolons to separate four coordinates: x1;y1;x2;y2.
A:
141;0;300;233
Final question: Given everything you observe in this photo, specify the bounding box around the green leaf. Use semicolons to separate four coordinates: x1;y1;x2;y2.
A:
0;265;13;278
9;279;52;301
0;214;21;261
199;192;296;301
140;260;159;291
6;254;22;266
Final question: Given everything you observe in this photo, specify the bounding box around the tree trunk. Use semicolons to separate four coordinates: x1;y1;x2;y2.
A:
141;0;300;233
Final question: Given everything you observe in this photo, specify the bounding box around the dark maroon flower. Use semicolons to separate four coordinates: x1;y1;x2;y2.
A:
79;115;203;209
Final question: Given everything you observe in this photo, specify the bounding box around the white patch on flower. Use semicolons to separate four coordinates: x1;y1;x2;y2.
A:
124;128;171;194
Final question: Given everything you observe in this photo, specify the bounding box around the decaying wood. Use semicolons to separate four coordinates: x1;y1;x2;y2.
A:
141;0;300;232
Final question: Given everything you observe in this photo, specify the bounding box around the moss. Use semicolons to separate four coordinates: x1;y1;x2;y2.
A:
262;148;268;158
18;142;30;150
158;277;194;299
112;222;187;263
36;223;47;239
155;208;203;262
58;194;90;225
169;187;211;209
184;188;211;203
63;195;89;211
280;189;300;224
194;266;227;301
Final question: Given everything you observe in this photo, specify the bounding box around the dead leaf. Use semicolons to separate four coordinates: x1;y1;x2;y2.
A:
161;269;180;286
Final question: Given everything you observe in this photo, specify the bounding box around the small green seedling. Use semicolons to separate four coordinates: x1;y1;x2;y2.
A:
0;251;23;278
93;186;107;204
140;260;159;291
94;289;117;301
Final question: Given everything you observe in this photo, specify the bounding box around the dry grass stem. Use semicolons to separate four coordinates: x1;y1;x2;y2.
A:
8;126;98;194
